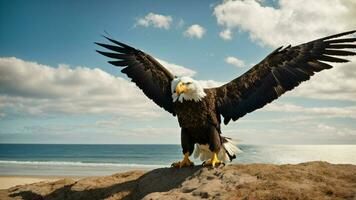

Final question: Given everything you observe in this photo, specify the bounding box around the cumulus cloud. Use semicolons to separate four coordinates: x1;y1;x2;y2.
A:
198;80;225;88
225;56;245;68
136;13;173;30
95;119;121;128
225;101;356;144
263;102;356;119
219;29;232;40
316;123;356;137
155;58;196;77
213;0;356;46
224;125;356;144
214;0;356;102
184;24;206;39
0;57;194;118
0;57;158;117
286;58;356;101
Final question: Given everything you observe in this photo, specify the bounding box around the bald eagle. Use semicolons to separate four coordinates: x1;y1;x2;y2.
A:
96;30;356;167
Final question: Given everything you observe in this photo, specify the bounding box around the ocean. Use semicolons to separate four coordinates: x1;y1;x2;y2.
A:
0;144;355;176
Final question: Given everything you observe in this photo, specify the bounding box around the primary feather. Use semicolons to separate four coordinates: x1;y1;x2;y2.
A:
208;30;356;125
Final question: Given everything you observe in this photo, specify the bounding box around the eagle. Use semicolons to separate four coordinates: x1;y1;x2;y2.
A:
96;30;356;167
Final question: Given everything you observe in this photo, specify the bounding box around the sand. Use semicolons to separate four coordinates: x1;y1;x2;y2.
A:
0;161;355;200
0;176;61;190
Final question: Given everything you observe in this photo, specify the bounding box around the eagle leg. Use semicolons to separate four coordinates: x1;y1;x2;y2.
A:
202;125;224;167
202;153;224;167
171;152;194;168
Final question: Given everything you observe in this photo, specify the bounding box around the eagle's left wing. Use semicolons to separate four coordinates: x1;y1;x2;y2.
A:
207;30;356;125
96;36;176;115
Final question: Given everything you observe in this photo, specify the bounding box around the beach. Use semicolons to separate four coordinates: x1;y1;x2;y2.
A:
0;176;61;190
1;144;356;199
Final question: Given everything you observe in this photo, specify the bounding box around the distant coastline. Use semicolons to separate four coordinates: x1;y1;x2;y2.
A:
1;144;356;177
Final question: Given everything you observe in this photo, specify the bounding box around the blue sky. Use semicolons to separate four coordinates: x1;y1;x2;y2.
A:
1;0;356;144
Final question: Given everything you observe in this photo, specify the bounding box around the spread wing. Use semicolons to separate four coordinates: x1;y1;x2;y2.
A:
209;30;356;125
96;36;175;115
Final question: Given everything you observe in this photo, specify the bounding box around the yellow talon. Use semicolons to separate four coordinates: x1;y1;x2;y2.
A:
203;153;223;167
171;152;194;168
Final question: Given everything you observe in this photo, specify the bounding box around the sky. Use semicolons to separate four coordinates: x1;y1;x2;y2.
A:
0;0;356;144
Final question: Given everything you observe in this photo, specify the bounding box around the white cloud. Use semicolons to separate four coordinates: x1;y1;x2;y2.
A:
116;127;180;138
95;119;121;128
184;24;206;39
0;57;201;118
219;29;232;40
214;0;356;102
155;58;196;77
286;58;356;101
224;101;356;144
316;123;356;137
0;57;175;118
263;102;356;119
225;56;245;68
224;125;356;144
213;0;356;47
198;80;225;88
136;13;172;30
239;115;317;124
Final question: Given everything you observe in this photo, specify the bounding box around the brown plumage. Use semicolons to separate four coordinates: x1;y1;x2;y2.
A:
96;37;175;115
211;30;356;125
96;30;356;167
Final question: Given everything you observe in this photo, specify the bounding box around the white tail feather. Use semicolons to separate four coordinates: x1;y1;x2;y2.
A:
194;144;212;161
223;138;242;158
193;138;242;163
193;144;200;159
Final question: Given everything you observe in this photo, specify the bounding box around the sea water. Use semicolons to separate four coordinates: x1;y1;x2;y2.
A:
0;144;355;176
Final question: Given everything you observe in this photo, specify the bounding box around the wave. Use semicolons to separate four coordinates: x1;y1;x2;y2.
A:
0;160;165;168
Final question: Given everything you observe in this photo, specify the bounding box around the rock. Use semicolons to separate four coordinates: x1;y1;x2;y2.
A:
1;162;356;200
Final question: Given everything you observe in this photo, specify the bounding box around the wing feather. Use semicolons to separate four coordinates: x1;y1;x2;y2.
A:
96;37;176;115
208;30;356;124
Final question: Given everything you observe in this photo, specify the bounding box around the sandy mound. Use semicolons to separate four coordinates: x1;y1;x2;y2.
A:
1;161;356;200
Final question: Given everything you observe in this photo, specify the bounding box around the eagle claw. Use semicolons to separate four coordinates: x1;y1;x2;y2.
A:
171;152;194;168
171;160;194;168
202;160;224;167
202;153;224;167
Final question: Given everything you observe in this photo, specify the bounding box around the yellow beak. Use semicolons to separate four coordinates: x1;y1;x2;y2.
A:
175;82;187;95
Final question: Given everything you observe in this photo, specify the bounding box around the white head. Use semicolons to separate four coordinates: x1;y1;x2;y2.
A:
171;76;206;103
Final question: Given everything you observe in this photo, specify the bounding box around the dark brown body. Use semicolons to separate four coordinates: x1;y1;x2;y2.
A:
174;90;223;155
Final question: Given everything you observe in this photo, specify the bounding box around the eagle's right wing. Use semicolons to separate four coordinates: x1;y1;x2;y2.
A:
208;30;356;125
96;37;176;115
